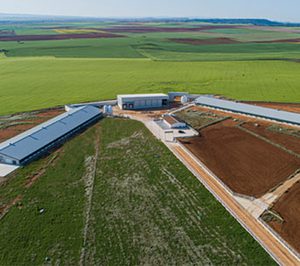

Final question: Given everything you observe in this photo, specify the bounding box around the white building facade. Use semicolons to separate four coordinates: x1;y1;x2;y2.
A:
117;94;169;110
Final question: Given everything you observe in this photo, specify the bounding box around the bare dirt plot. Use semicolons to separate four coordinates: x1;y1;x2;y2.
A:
267;182;300;254
103;25;238;33
179;120;300;198
241;122;300;155
169;37;240;45
256;38;300;43
0;32;123;41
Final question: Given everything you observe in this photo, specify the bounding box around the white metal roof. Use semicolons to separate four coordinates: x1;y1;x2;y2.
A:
195;96;300;125
118;93;168;98
0;106;101;161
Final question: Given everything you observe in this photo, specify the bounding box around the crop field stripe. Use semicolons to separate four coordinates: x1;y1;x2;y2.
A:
86;118;275;265
0;58;300;116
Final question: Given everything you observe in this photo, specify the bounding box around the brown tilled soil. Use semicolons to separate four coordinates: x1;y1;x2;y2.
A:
241;122;300;155
0;32;123;41
0;109;64;142
244;101;300;114
103;25;238;33
169;37;240;45
179;119;300;198
256;38;300;43
268;181;300;254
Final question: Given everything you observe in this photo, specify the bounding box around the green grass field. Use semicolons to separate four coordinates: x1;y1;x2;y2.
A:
0;21;299;117
0;119;276;265
0;57;299;115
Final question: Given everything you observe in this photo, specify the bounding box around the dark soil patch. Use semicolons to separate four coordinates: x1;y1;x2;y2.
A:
241;122;300;155
103;25;238;33
256;38;300;43
169;37;240;45
0;32;124;42
268;181;300;254
179;119;300;198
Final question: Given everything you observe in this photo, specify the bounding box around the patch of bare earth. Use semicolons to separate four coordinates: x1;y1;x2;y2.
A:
0;33;124;42
0;195;22;220
267;181;300;254
179;119;300;198
169;37;240;45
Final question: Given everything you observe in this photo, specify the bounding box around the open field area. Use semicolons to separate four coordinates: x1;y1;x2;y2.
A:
0;118;275;264
178;113;300;198
0;20;300;116
0;58;300;115
266;182;300;255
0;18;300;264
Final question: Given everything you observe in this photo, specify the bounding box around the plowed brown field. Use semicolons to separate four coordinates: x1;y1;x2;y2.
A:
170;37;240;45
103;25;237;33
242;122;300;155
269;182;300;254
179;120;300;197
0;32;123;41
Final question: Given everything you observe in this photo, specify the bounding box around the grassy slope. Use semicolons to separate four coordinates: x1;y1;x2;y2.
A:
0;125;97;265
0;119;275;264
0;38;145;58
0;57;299;115
89;118;274;265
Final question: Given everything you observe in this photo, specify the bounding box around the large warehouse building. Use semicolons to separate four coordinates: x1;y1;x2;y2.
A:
118;93;169;110
0;106;101;166
195;96;300;126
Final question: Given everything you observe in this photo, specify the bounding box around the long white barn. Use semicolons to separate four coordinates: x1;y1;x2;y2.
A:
0;106;101;166
195;96;300;126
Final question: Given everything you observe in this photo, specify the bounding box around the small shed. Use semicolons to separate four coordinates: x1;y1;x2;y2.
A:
163;115;186;129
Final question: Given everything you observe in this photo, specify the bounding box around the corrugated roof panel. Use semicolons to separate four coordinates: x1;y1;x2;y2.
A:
195;96;300;125
0;106;101;161
118;93;168;98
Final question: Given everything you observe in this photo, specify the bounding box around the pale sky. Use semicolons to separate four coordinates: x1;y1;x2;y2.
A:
0;0;299;22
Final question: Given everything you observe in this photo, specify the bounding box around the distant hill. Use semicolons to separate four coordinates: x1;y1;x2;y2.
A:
0;13;299;26
182;18;300;27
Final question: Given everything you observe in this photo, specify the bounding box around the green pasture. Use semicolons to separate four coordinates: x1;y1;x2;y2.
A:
0;38;144;58
0;57;299;115
0;125;97;265
0;118;275;264
89;118;275;265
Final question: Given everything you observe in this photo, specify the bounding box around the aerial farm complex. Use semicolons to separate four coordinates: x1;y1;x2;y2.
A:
0;92;300;265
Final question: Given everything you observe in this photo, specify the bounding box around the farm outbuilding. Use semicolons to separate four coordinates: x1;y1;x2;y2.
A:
163;115;187;129
117;94;169;110
0;106;101;166
195;96;300;126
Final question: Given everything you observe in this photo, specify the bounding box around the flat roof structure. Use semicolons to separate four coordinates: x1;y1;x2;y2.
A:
163;115;179;126
195;96;300;126
118;93;169;110
118;93;168;98
0;106;101;165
